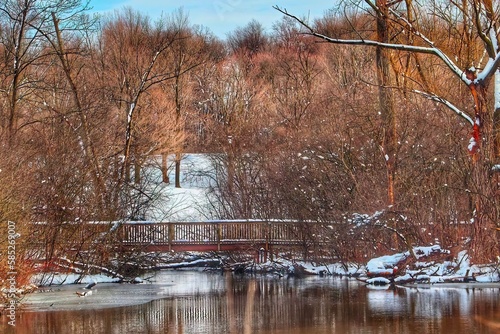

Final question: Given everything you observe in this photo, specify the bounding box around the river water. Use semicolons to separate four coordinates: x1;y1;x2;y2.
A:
2;270;500;333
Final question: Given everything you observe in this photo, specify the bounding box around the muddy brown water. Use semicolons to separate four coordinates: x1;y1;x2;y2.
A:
2;271;500;333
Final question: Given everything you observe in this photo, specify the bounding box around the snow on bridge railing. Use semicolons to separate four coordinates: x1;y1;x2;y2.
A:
115;220;323;247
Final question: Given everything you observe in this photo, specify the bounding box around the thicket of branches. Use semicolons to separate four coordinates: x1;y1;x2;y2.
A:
0;0;498;280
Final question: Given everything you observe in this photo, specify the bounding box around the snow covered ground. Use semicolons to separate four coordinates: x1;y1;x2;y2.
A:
144;154;216;222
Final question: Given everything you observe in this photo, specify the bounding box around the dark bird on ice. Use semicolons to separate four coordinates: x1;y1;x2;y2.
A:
84;281;97;290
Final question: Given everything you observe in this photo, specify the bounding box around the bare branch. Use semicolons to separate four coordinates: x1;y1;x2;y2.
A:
273;5;471;85
472;0;495;58
412;90;474;125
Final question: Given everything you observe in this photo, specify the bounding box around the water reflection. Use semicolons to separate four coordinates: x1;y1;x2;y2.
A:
2;272;500;333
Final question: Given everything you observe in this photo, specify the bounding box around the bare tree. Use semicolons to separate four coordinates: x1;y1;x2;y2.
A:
227;19;269;60
275;0;499;261
100;8;180;185
165;10;212;188
0;0;91;145
271;18;323;131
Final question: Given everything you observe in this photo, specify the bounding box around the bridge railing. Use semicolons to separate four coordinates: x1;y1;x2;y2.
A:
29;220;324;256
116;220;316;248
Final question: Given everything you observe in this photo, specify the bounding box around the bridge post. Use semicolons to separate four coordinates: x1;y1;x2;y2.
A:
168;223;174;251
216;223;221;251
266;222;272;261
257;248;267;263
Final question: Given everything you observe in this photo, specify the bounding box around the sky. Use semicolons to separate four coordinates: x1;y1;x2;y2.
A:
89;0;338;38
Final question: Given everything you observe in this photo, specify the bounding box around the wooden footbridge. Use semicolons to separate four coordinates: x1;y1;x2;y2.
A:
89;220;324;263
28;220;326;272
34;219;471;267
33;220;328;265
114;220;319;253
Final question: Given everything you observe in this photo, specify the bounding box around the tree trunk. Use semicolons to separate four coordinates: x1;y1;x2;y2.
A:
495;71;500;160
494;71;500;244
175;152;181;188
161;154;170;184
467;69;498;262
51;13;107;211
375;1;399;250
376;0;397;208
134;156;141;184
173;67;183;189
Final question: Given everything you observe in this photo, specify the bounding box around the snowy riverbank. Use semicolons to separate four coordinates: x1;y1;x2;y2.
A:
24;244;500;289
